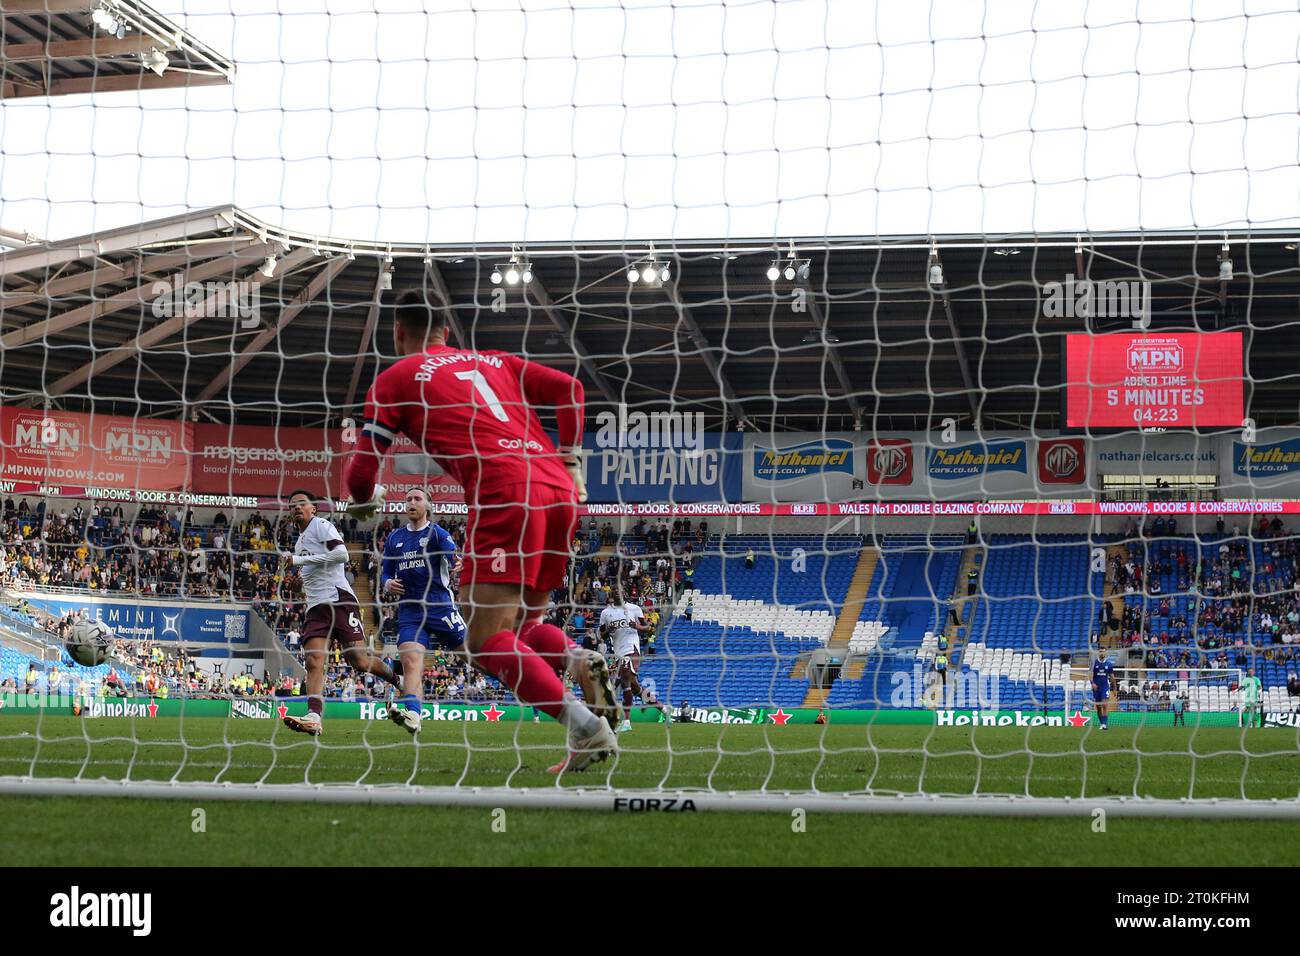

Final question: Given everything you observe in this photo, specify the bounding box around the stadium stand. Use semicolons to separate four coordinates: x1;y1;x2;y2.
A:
6;497;1300;713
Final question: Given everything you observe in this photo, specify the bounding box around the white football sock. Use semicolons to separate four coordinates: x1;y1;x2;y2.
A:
558;692;601;737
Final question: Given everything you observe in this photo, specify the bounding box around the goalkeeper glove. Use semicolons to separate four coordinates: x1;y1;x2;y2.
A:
346;483;387;521
560;447;587;504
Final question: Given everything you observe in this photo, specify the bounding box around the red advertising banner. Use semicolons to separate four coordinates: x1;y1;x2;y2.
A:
0;407;190;492
0;474;1291;518
192;423;344;498
376;433;465;504
1037;437;1086;484
865;439;913;484
195;424;465;502
1064;332;1244;429
573;499;1292;517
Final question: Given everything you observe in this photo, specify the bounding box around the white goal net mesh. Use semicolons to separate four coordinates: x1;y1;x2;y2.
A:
1;0;1300;815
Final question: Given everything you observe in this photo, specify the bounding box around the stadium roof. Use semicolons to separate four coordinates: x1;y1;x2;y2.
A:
0;0;233;99
1;205;1298;433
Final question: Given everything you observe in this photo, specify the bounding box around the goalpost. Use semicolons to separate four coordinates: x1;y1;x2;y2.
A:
3;0;1300;820
1066;668;1248;728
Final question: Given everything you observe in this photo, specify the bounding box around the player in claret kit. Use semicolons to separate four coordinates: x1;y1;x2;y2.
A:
280;490;403;736
381;487;466;735
600;588;670;732
1092;647;1115;731
343;289;619;772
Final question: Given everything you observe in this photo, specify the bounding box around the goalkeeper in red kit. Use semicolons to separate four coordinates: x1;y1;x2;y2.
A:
344;289;620;772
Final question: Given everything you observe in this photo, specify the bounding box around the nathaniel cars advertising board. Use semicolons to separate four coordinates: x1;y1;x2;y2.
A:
1222;430;1300;495
1091;432;1219;476
746;433;864;500
743;433;1088;501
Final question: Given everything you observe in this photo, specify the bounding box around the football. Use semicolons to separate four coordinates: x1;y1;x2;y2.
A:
66;619;114;667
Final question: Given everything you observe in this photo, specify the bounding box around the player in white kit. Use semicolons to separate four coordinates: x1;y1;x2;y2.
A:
599;590;669;732
279;490;402;736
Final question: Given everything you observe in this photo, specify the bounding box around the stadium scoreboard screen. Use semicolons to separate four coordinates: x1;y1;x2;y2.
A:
1063;332;1244;430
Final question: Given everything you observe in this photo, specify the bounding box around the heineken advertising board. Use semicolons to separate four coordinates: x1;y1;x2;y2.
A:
0;695;1248;727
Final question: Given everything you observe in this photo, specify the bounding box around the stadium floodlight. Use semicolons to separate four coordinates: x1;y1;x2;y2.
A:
380;257;394;290
769;255;810;283
928;251;944;287
91;4;119;34
493;256;531;286
142;48;169;76
627;260;669;286
1219;243;1233;281
258;255;277;278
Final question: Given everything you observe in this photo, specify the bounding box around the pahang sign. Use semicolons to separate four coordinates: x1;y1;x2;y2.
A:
581;407;743;503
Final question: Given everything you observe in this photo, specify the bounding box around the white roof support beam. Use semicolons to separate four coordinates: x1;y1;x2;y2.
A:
523;273;621;407
0;238;261;312
421;260;468;349
43;244;308;399
344;269;388;413
195;255;352;404
0;242;268;350
0;207;237;279
801;283;862;421
663;279;749;427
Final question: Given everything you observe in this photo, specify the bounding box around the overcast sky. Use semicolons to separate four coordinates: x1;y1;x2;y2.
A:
2;0;1299;245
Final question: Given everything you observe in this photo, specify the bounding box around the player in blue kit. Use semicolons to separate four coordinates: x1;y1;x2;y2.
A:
380;487;466;735
1091;647;1115;730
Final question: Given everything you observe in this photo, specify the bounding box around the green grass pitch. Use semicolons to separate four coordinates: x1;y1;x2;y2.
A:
1;716;1297;865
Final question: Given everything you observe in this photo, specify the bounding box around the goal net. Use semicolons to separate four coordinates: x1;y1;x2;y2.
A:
3;0;1300;819
1063;668;1247;728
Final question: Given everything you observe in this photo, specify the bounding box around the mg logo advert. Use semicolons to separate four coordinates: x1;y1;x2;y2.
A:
1038;438;1086;484
865;440;913;485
